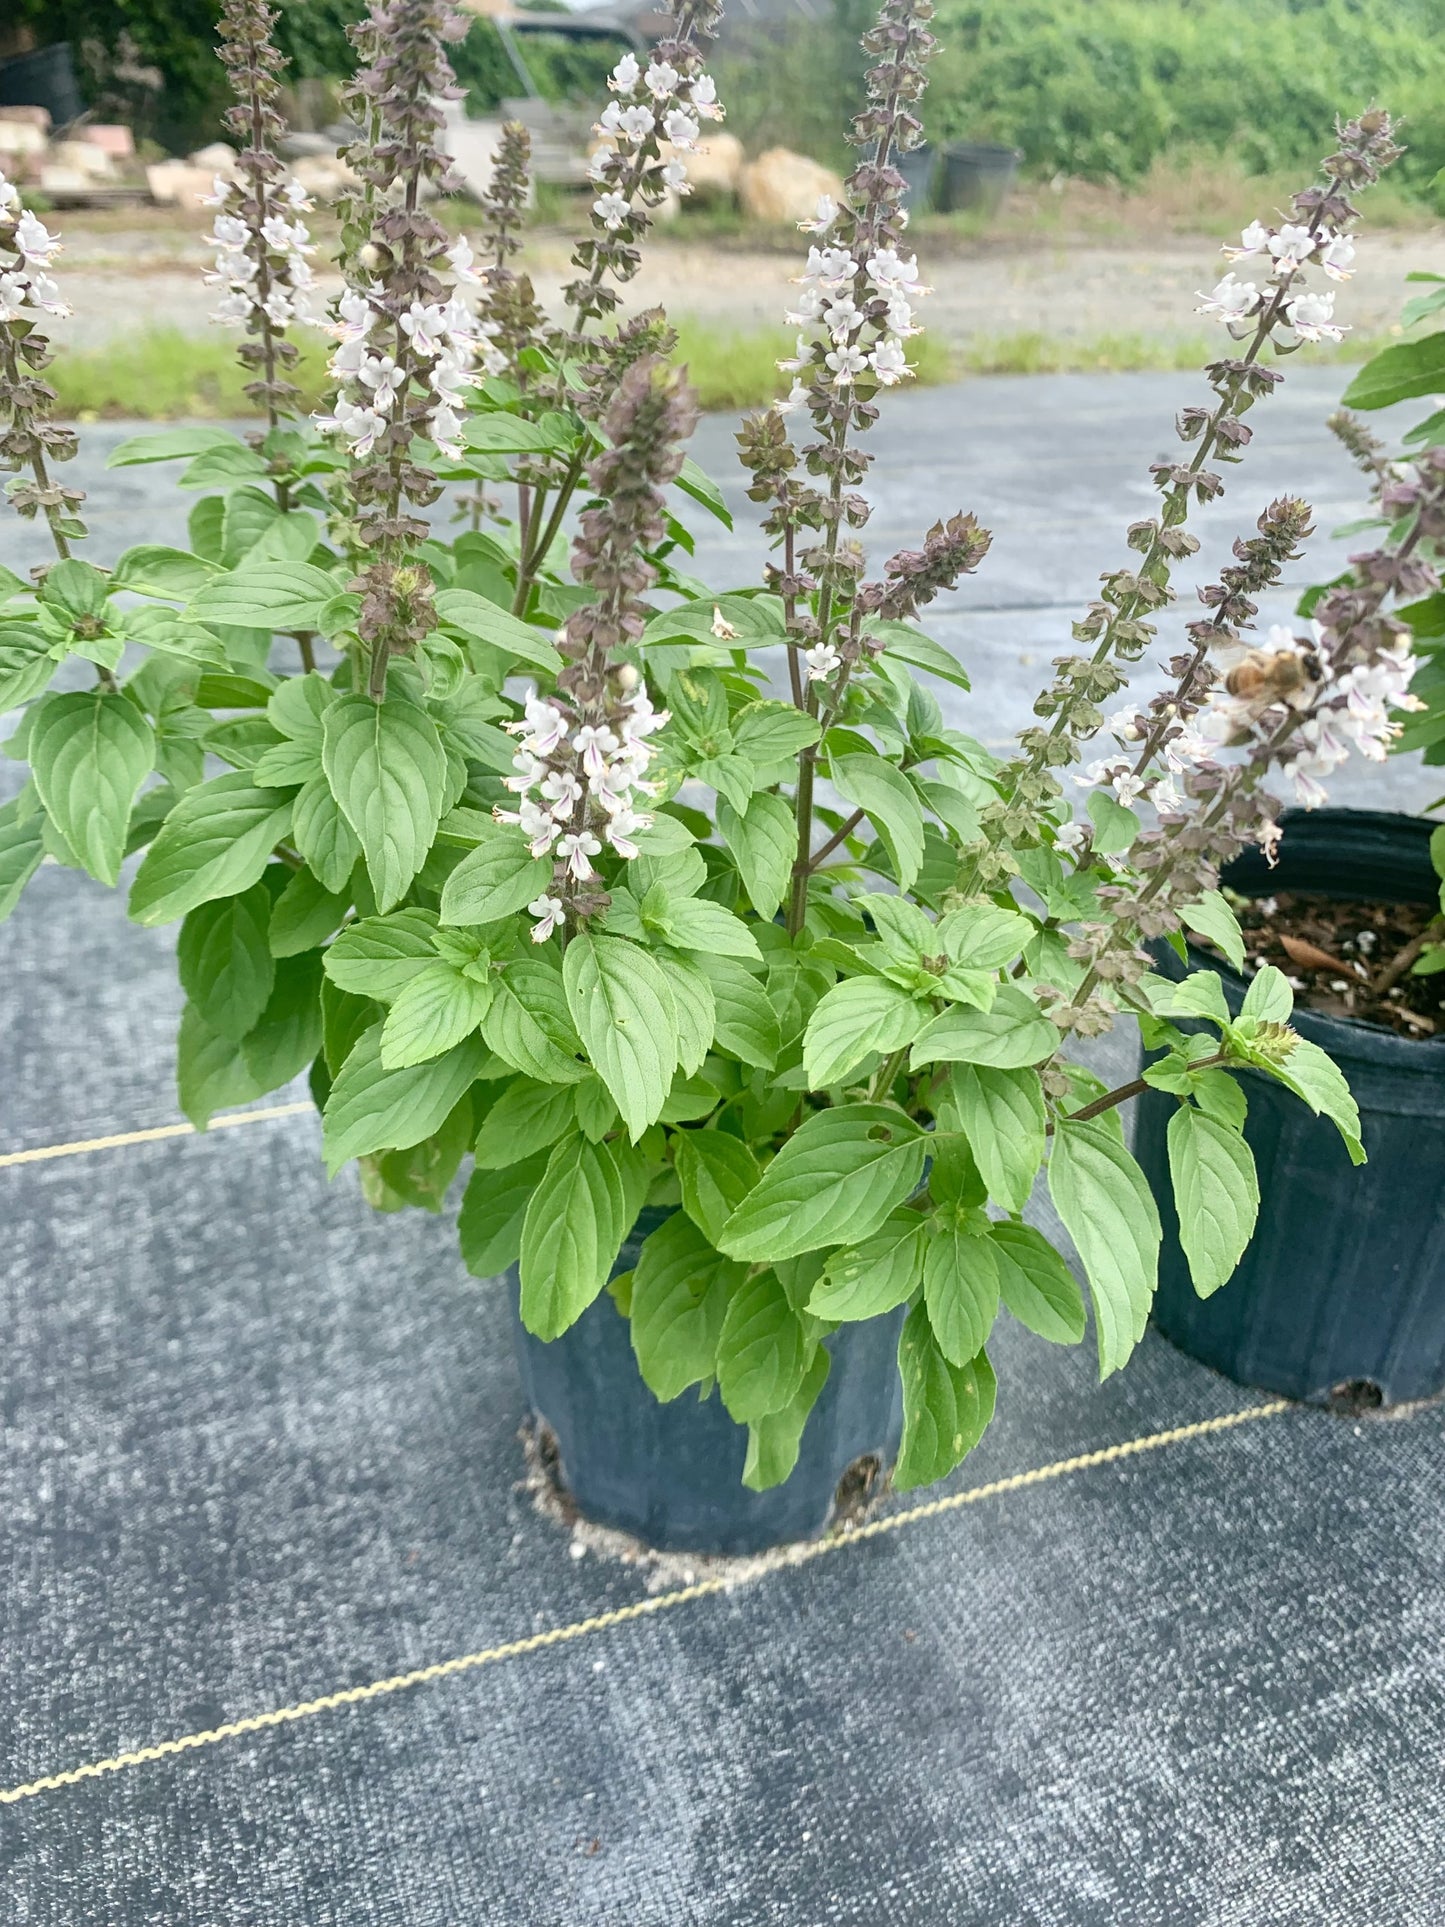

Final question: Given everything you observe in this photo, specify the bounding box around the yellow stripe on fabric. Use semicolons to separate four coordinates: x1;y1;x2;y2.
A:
0;1399;1291;1808
0;1102;314;1168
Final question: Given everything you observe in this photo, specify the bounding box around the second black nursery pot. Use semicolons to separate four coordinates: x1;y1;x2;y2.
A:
1136;809;1445;1408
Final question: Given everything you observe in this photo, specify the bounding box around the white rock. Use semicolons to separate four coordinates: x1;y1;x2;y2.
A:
145;161;217;209
188;142;238;175
740;146;846;225
47;140;115;181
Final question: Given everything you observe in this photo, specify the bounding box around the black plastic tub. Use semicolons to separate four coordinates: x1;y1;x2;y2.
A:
0;45;83;128
1137;809;1445;1408
938;141;1021;216
511;1206;905;1554
897;141;937;214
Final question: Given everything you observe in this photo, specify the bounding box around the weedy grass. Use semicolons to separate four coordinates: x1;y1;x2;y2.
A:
48;322;956;419
47;316;1391;421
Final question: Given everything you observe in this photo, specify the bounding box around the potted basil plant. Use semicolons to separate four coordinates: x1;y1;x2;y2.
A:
1138;276;1445;1412
0;0;1401;1550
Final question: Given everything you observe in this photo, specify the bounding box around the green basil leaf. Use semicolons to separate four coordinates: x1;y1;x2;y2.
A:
922;1219;999;1366
321;1021;488;1174
1180;891;1246;973
1048;1117;1161;1377
894;1303;995;1490
943;1063;1045;1213
0;795;45;921
715;789;795;921
674;457;733;529
483;966;589;1085
240;950;324;1092
731;700;820;763
379;959;494;1069
1259;1034;1366;1166
718;1103;925;1262
107;426;240;468
320;692;447;914
324;911;440;1003
176;999;264;1129
743;1346;830;1491
1241;962;1292;1023
630;1211;743;1401
458;1150;550;1277
0;625;56;714
563;931;679;1140
291;774;361;894
473;1077;578;1169
189;561;338;631
829;751;925;892
517;1135;627;1339
808;1211;925;1320
673;1128;760;1245
28;691;155;887
658;894;762;961
910;985;1057;1071
268;866;348;957
695;952;780;1068
433;588;563;675
717;1268;807;1422
803;975;921;1089
1341;331;1445;411
129;771;293;926
989;1221;1087;1344
440;824;553;927
654;949;716;1076
1086;788;1141;854
867;619;972;691
176;881;274;1042
1166;1104;1260;1298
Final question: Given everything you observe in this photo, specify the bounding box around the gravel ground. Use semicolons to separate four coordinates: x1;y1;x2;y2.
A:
47;217;1445;352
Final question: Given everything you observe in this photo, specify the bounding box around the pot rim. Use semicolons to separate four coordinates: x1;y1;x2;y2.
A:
1174;806;1445;1067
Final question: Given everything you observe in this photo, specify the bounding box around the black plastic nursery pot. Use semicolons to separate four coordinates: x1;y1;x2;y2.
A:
1136;809;1445;1409
937;141;1021;216
510;1207;905;1555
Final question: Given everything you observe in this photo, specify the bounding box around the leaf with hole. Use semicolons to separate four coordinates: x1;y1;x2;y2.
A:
808;1211;925;1321
718;1104;925;1262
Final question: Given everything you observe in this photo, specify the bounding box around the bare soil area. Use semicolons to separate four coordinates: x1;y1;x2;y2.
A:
48;202;1445;353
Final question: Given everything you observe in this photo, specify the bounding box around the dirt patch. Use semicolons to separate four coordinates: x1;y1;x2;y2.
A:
1215;890;1445;1037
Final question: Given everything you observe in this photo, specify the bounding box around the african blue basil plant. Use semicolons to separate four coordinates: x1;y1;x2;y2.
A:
0;0;1413;1490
